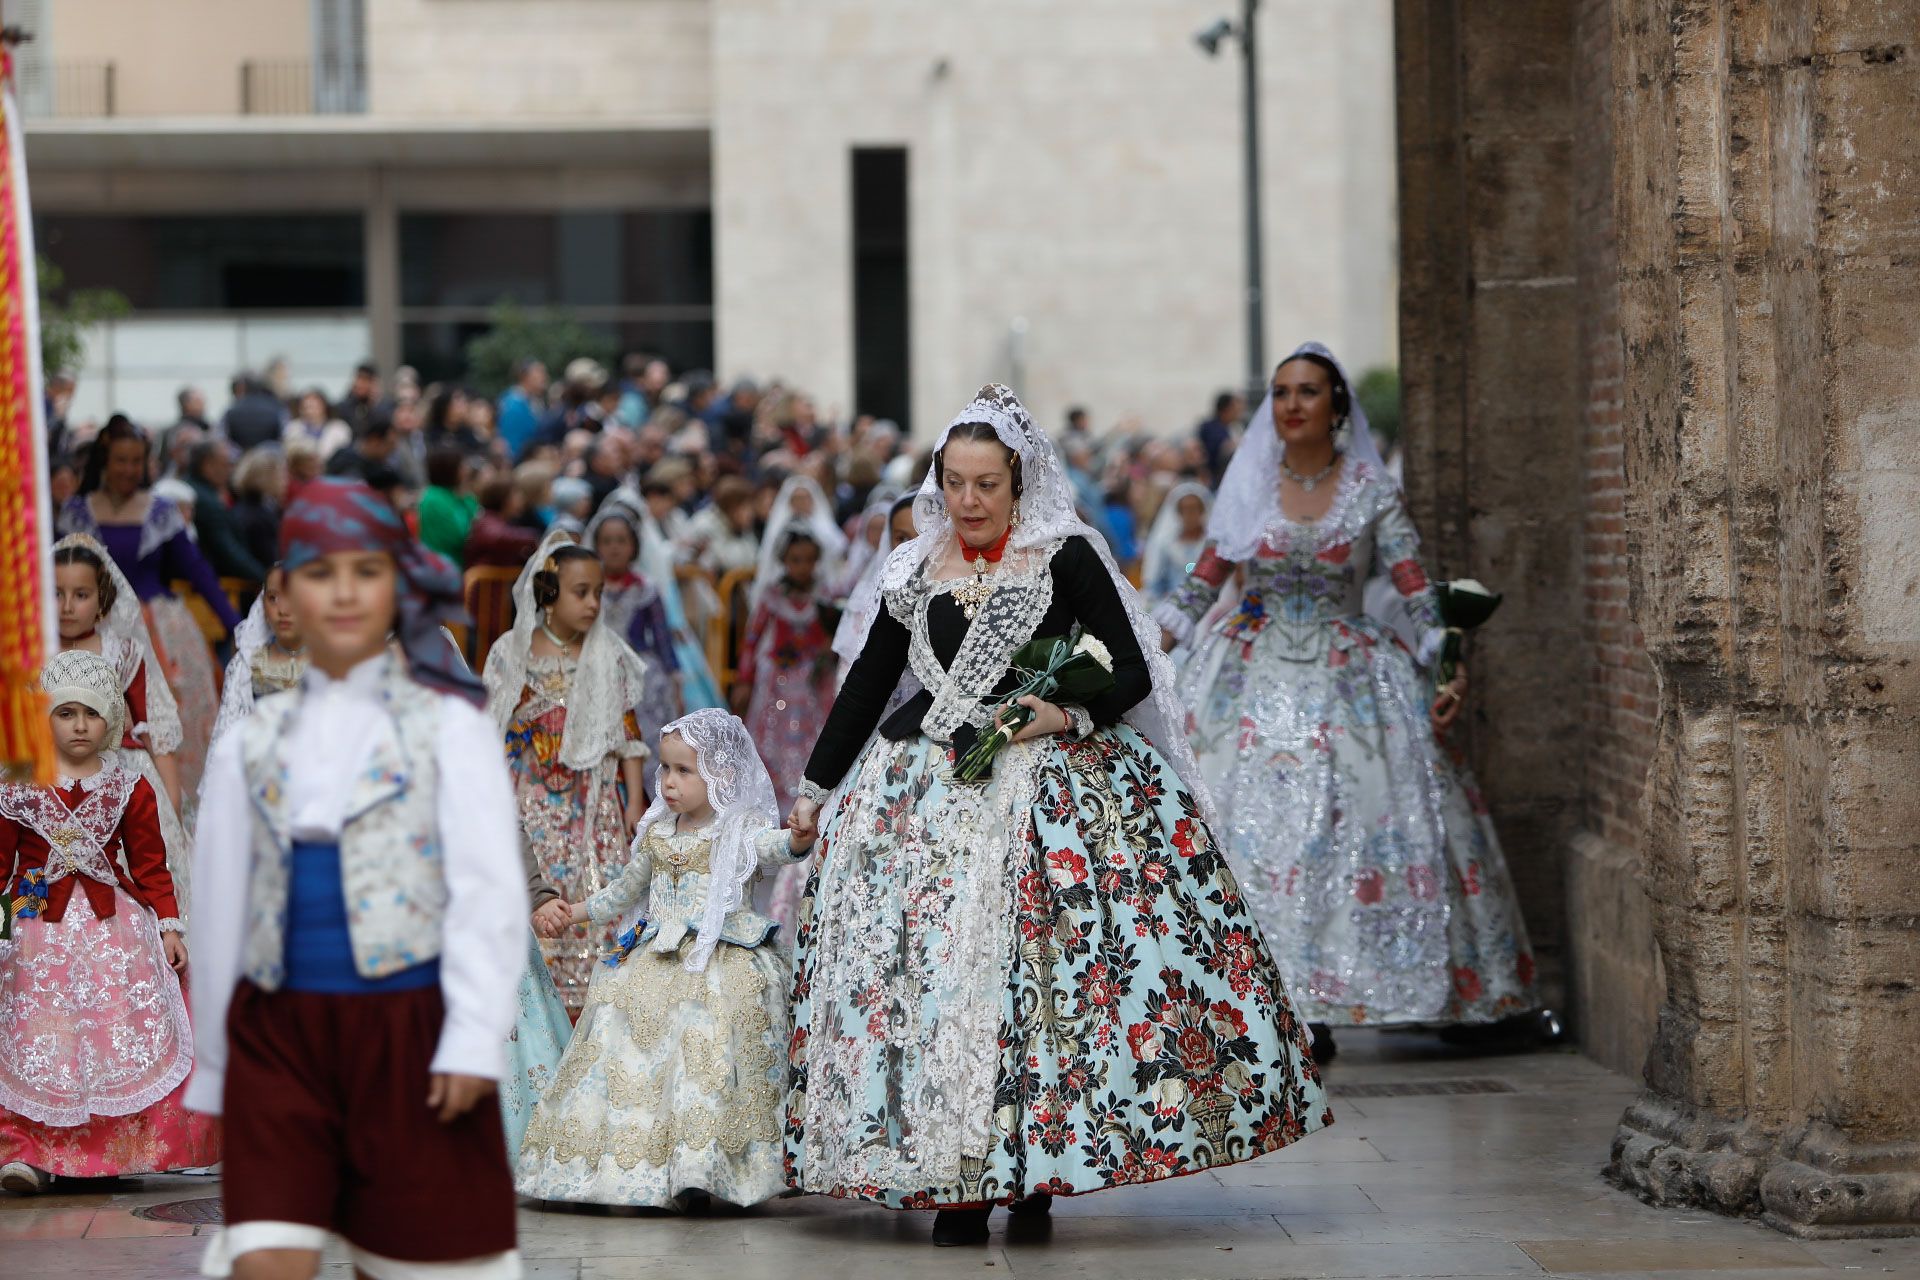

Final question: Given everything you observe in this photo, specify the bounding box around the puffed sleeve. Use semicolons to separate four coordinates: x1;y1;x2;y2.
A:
1370;487;1444;657
1151;544;1236;643
1050;537;1152;725
116;777;181;929
801;602;910;794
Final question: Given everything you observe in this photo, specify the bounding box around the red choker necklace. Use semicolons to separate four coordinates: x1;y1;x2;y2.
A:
959;526;1012;564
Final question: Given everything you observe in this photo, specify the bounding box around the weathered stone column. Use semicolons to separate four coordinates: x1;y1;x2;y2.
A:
1605;0;1920;1237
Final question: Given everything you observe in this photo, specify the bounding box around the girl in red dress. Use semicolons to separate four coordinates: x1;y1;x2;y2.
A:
0;649;218;1195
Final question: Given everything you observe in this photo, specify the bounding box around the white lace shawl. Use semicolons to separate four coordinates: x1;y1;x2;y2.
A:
210;594;270;753
61;493;188;562
54;533;181;754
481;527;652;772
749;475;848;606
863;383;1217;823
1208;340;1388;563
622;708;779;974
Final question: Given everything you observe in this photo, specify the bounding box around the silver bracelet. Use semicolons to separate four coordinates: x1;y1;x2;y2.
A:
796;778;832;807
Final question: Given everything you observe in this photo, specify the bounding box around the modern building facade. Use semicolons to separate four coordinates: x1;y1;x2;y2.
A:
12;0;1396;435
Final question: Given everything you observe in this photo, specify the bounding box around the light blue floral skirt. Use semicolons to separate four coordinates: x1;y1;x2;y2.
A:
784;726;1331;1208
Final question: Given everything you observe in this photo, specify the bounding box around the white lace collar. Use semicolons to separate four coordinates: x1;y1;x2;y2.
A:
57;764;118;793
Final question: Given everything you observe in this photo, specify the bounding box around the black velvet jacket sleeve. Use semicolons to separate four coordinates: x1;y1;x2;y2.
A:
800;536;1152;793
802;602;910;793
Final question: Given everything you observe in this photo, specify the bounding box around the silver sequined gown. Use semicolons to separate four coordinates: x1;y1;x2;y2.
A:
1158;459;1537;1026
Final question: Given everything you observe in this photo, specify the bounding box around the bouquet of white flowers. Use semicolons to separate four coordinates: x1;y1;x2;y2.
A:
1434;578;1502;691
954;632;1116;782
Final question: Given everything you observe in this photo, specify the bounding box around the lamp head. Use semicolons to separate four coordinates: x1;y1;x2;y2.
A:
1195;18;1234;56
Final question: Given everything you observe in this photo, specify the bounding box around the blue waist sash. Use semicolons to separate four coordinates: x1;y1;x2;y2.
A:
283;840;440;994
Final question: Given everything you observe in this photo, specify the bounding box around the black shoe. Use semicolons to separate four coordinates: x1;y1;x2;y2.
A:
1007;1191;1053;1219
1309;1022;1338;1065
931;1207;992;1246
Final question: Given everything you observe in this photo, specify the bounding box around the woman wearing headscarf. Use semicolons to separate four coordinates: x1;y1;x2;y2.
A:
784;385;1329;1246
1155;342;1538;1063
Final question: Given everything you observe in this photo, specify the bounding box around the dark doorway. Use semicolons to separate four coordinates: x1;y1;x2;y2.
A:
851;147;910;431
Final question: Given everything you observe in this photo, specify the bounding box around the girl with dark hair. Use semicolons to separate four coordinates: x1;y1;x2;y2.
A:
1157;341;1538;1063
60;415;238;803
482;531;654;1014
732;491;839;826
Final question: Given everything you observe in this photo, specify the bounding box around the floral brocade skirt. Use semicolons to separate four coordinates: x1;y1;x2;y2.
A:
145;596;219;806
1177;614;1537;1026
785;726;1331;1209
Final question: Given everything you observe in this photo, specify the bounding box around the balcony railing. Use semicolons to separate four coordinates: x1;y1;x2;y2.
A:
240;58;365;116
15;60;116;118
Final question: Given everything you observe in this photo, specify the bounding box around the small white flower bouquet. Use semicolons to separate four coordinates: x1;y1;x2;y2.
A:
954;631;1116;782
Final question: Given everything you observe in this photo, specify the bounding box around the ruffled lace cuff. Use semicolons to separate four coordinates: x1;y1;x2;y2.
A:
616;738;652;761
1061;704;1095;740
796;778;831;807
1152;599;1195;644
156;917;186;936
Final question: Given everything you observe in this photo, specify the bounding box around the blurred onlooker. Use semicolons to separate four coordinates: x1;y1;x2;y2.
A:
548;475;594;537
585;433;628;510
1063;405;1093;447
1196;390;1244;487
157;421;204;481
47;456;79;510
324;413;399;482
158;386;212;469
464;471;541;569
185;440;267;581
532;358;609;450
497;359;549;460
335;361;381;437
221;372;287;453
44;372;76;456
284;439;324;504
426;385;484;455
389;397;428;489
617;354;671;428
231;447;288;574
284;387;354;460
417;446;479;567
683;475;759;576
512;460;558;534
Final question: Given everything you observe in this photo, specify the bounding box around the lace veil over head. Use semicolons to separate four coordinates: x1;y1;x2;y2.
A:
869;384;1216;822
627;707;779;974
749;475;847;605
482;527;651;771
52;532;181;753
1207;340;1385;563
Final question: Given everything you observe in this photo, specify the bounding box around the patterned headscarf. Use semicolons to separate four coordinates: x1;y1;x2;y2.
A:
278;477;484;707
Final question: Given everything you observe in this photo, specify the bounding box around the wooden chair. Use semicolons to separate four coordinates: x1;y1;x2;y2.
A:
463;565;522;672
707;567;756;697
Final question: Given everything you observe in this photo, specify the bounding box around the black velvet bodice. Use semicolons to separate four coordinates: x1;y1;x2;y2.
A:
803;536;1151;791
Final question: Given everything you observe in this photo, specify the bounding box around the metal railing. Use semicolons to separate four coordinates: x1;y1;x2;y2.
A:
240;58;365;115
14;60;115;118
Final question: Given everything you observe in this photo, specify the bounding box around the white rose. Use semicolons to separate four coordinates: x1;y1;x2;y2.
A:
1074;634;1114;672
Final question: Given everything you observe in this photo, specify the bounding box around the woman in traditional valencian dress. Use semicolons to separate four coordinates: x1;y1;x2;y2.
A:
484;530;654;1014
586;496;686;767
1155;342;1537;1063
59;416;238;803
784;385;1329;1247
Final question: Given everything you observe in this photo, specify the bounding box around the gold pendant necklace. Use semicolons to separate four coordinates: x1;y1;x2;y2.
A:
951;557;996;621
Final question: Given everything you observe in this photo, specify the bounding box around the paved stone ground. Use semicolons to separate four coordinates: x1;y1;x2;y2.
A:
6;1031;1918;1279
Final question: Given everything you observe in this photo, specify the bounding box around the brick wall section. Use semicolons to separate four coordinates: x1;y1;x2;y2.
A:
1572;0;1655;850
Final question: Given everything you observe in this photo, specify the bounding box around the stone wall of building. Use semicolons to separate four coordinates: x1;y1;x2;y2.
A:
1602;0;1920;1237
712;0;1400;436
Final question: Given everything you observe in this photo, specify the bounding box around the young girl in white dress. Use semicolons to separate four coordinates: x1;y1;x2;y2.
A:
515;709;813;1209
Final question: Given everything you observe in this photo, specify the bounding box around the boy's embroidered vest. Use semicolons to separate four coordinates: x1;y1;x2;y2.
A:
238;665;447;988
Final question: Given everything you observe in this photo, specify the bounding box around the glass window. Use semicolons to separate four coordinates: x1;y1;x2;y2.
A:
34;214;365;309
400;210;712;309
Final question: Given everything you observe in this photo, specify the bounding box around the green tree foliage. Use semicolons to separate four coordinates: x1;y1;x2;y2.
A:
462;299;617;398
1355;365;1401;450
38;255;130;379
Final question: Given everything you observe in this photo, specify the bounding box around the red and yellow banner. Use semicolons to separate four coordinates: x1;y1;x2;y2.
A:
0;49;55;784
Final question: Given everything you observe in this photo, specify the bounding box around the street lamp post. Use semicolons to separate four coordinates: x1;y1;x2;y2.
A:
1198;0;1266;401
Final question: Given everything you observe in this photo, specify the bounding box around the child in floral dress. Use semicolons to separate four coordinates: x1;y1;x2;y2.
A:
516;709;812;1208
485;529;654;1014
